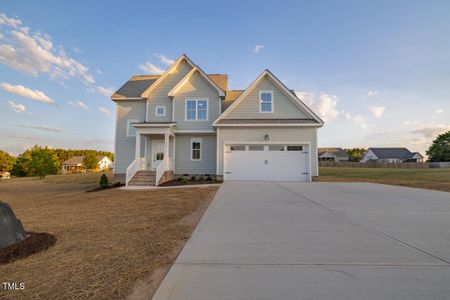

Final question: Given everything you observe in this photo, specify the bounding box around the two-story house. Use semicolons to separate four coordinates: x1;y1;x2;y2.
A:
111;55;323;186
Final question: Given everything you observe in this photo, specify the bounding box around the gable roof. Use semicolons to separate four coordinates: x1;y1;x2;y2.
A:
368;148;415;159
62;155;109;165
140;54;197;99
213;69;324;126
168;67;225;97
112;75;159;100
318;148;349;158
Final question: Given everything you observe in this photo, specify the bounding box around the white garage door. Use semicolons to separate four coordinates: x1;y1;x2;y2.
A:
224;144;310;181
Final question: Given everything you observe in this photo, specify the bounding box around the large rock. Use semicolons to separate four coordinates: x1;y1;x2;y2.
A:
0;201;28;249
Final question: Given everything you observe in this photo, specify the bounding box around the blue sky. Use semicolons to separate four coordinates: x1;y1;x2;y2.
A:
1;1;449;156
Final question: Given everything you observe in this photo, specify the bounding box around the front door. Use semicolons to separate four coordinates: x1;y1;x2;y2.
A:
151;139;165;170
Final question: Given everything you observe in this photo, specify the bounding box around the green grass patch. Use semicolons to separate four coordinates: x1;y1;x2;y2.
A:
318;168;450;192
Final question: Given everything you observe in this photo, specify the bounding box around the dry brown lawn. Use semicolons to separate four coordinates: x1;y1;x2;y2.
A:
0;173;218;299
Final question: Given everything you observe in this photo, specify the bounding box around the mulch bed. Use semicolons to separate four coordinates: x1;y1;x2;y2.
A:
86;183;124;193
0;232;57;264
159;180;222;187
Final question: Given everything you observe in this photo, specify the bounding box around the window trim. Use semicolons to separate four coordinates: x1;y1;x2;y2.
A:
127;119;138;137
155;106;166;116
259;90;273;113
185;98;209;121
190;137;202;161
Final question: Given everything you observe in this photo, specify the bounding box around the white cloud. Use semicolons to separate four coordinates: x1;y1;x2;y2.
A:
359;90;379;98
15;124;64;132
138;62;164;75
345;112;369;129
69;100;87;109
72;47;82;53
97;107;111;115
412;125;450;138
295;91;315;107
0;13;95;84
7;100;26;113
1;82;55;104
86;86;114;97
435;109;444;114
296;91;339;122
368;105;386;118
154;53;174;66
253;44;264;53
0;13;22;28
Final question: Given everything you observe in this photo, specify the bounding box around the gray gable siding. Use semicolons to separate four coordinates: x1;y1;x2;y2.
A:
114;100;146;173
173;71;221;130
146;61;193;122
225;76;308;119
174;134;216;175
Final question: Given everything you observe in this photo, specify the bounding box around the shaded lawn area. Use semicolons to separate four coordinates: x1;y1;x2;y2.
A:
316;167;450;192
0;173;218;299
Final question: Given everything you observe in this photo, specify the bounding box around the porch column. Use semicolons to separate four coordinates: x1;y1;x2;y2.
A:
164;133;169;169
135;131;141;160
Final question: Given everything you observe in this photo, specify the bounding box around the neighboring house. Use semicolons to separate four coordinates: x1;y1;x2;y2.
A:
318;148;349;162
0;172;11;179
61;156;113;174
361;148;424;163
112;54;324;186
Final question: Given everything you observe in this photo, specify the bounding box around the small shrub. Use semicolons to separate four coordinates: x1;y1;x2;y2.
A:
180;176;188;184
177;177;182;181
191;176;196;181
100;173;109;188
206;176;212;181
198;176;205;181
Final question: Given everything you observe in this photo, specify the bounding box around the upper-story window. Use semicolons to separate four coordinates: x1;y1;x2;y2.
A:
155;106;166;116
259;90;273;113
186;99;208;121
127;119;138;137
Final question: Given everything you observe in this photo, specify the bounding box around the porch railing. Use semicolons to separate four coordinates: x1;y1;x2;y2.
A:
126;157;145;186
155;157;173;186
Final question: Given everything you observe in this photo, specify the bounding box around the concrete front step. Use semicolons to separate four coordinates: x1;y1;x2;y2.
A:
128;171;157;186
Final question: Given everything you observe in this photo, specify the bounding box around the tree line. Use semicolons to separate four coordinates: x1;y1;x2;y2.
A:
0;146;114;178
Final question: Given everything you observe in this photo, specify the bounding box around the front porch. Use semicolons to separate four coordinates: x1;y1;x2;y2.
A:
126;122;176;186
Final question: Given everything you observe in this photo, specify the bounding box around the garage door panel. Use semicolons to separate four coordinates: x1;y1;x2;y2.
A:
224;144;309;181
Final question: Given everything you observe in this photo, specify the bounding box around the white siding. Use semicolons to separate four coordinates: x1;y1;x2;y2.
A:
217;127;318;176
225;76;308;119
174;134;216;175
361;149;377;162
146;60;193;121
114;101;146;173
173;71;221;130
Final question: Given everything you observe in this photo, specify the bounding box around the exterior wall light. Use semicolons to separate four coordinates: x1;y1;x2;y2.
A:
264;134;270;141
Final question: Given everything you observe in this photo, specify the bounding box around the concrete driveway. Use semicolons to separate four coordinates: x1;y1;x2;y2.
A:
152;182;450;300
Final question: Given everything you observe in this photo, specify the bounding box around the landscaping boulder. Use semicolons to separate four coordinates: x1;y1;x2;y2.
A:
0;201;28;249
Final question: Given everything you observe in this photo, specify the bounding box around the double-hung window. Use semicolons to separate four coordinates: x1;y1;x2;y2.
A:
191;138;202;161
127;119;138;137
259;90;273;113
186;99;208;121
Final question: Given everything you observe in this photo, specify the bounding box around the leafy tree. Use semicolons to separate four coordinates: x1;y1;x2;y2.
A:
11;151;32;176
11;146;58;178
426;131;450;162
345;148;367;162
0;150;16;172
83;153;99;170
29;147;58;178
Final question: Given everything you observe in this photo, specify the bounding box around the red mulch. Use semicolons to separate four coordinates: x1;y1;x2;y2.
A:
0;232;57;264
